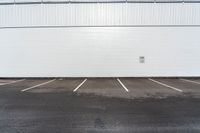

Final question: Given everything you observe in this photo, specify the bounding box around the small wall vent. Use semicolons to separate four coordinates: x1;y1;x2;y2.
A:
139;56;145;63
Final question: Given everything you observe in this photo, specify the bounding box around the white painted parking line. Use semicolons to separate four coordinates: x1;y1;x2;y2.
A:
0;79;26;86
73;79;87;92
148;78;183;92
117;78;129;92
21;79;56;92
180;78;200;85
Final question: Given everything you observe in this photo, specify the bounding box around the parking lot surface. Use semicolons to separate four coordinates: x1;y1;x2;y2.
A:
0;78;200;133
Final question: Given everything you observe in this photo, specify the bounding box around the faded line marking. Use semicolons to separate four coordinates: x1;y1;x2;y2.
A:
180;78;200;85
73;79;87;92
0;79;26;86
21;79;56;92
0;80;12;83
117;78;129;92
148;78;183;92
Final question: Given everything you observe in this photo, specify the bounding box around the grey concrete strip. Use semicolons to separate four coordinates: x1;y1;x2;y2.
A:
180;78;200;85
148;78;183;92
0;79;13;83
0;79;26;86
21;79;56;92
0;80;14;84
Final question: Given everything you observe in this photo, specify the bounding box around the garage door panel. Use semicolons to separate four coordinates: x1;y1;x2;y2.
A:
0;27;200;77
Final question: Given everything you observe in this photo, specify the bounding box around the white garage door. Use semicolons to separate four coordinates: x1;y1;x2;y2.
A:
0;2;200;77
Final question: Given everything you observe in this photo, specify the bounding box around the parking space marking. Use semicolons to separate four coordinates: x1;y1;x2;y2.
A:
117;78;129;92
148;78;183;92
73;79;87;92
0;79;26;86
21;79;56;92
180;78;200;85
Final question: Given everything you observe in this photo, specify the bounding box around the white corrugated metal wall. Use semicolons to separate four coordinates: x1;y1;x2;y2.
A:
0;2;200;77
0;3;200;27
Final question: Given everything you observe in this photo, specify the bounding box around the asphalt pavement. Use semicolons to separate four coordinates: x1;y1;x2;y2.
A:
0;78;200;133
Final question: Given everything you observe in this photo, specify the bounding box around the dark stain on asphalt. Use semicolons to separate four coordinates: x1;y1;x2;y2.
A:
94;118;105;128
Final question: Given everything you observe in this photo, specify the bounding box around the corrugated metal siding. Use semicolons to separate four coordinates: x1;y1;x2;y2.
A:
0;3;200;27
43;0;69;2
1;0;200;3
15;0;42;2
0;0;14;3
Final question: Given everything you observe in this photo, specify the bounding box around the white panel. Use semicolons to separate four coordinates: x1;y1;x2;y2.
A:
0;27;200;77
70;0;125;2
99;0;125;2
156;0;183;2
127;0;154;2
15;0;41;3
70;0;99;2
42;0;69;2
0;3;200;27
71;0;126;2
185;0;200;1
0;0;14;3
